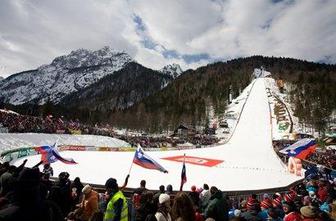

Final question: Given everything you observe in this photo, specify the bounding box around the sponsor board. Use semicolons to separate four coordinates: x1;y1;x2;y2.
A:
162;155;224;167
59;146;86;151
97;147;110;151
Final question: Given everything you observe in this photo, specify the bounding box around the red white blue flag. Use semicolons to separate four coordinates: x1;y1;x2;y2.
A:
280;138;317;160
35;144;77;165
180;154;187;191
133;145;168;173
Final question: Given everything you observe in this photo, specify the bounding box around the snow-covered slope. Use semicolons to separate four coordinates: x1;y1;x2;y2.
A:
15;78;302;191
160;63;183;78
0;133;130;151
0;46;132;105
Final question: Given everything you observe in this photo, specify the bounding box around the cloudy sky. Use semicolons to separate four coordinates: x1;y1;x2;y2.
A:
0;0;335;77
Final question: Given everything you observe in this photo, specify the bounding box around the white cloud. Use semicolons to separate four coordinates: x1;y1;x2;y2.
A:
0;0;335;78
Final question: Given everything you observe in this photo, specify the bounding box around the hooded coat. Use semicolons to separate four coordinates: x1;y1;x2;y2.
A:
204;190;228;221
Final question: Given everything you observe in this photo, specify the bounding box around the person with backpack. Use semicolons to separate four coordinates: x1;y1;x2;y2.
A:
155;194;171;221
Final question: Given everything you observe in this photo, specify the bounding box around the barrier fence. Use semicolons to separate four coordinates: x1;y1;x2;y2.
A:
0;144;216;164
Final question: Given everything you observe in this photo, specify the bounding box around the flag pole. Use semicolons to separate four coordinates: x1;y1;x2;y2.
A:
128;144;138;175
128;160;134;175
121;146;136;190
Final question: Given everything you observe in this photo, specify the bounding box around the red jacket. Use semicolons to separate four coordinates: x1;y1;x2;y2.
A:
317;186;328;202
284;212;302;221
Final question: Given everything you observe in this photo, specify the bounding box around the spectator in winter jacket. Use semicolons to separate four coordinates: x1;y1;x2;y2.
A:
78;185;99;221
204;186;229;221
317;181;328;202
104;177;128;221
155;193;171;221
132;180;147;220
42;163;53;177
0;165;15;196
257;198;273;221
153;185;165;209
200;184;211;211
300;206;322;221
282;202;302;221
241;197;261;221
0;167;61;221
171;192;195;221
136;191;156;221
266;208;282;221
188;185;200;209
70;177;84;209
49;171;72;217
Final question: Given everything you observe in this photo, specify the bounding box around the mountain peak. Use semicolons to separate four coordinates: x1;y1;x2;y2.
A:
160;63;183;78
50;46;132;70
0;46;133;105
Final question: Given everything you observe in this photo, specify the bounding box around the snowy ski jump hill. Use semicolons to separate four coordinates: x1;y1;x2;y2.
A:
10;78;302;191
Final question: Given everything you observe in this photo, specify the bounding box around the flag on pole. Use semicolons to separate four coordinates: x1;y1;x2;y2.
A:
279;138;317;160
180;154;187;191
133;145;168;173
35;144;77;165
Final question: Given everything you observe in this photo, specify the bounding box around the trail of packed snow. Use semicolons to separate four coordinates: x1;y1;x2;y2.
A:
13;78;302;191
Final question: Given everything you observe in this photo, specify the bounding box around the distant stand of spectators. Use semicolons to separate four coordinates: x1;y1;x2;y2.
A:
0;110;106;135
0;110;219;148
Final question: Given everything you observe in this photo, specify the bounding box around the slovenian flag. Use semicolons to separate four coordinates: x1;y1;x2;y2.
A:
180;154;187;191
35;144;77;165
280;138;317;159
133;145;168;173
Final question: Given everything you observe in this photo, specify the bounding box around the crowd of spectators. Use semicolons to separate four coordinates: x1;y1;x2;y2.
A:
0;110;97;135
120;135;219;149
308;150;336;170
0;158;335;221
0;110;219;148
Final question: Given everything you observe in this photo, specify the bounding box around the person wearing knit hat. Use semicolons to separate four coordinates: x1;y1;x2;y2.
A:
242;198;261;221
300;206;319;219
283;202;301;221
275;192;281;197
104;178;128;221
260;199;273;210
82;184;92;195
159;193;170;204
272;196;282;208
246;198;260;212
284;192;295;203
78;184;99;221
272;196;285;219
258;199;273;220
155;193;172;221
